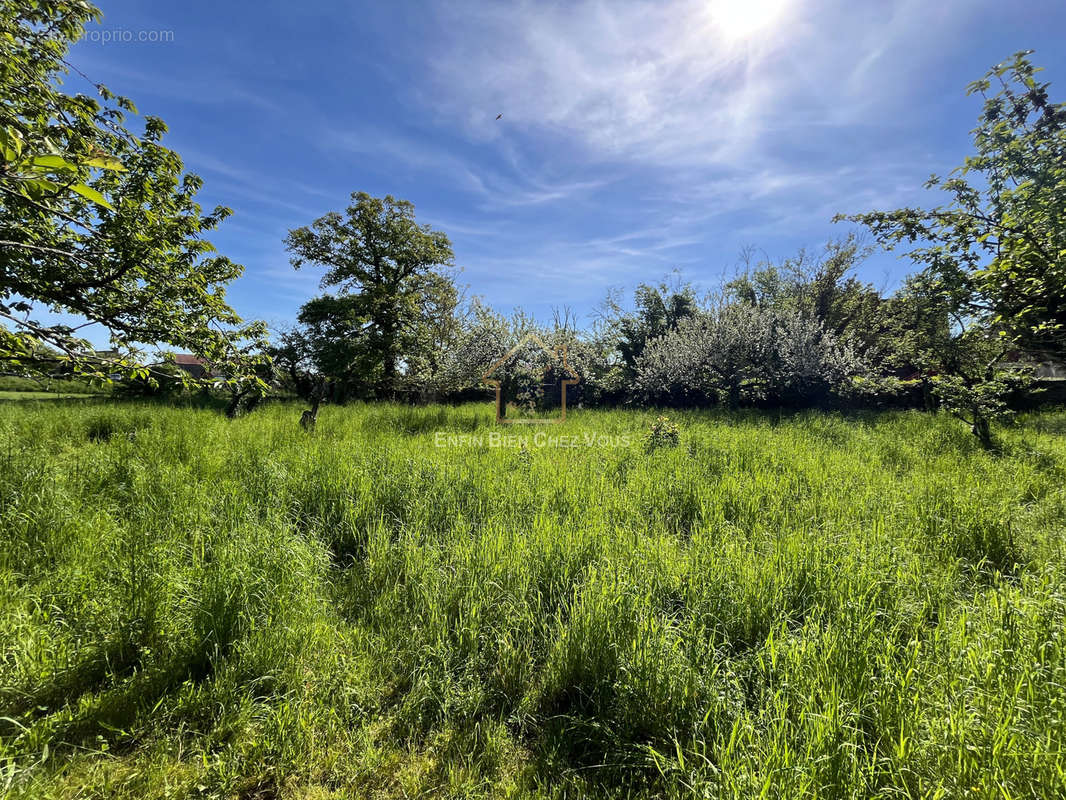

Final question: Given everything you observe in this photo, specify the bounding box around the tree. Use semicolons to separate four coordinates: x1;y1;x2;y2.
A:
864;272;1028;448
725;236;885;355
839;52;1062;445
391;270;465;402
594;276;698;400
851;276;955;410
0;1;268;390
285;193;456;398
266;326;317;400
295;294;382;401
838;51;1064;358
634;305;860;408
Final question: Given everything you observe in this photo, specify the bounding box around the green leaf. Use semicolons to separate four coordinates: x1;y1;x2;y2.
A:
0;125;23;161
29;154;79;172
83;156;126;171
21;178;61;199
69;182;114;209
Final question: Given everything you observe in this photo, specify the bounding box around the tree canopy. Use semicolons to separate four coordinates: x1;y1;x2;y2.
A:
839;51;1065;360
0;0;267;390
838;51;1064;445
285;192;457;399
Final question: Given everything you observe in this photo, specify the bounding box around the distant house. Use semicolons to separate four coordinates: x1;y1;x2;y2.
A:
1003;349;1065;379
173;354;214;379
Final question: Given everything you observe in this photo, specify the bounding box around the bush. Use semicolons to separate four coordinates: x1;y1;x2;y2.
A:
644;415;681;451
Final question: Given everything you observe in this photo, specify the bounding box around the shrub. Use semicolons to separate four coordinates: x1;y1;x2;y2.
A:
644;415;680;451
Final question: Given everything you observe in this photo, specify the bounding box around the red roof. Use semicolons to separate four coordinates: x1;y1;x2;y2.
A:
173;354;206;366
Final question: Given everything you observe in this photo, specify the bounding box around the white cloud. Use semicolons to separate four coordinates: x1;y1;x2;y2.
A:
424;0;991;170
323;125;614;210
391;0;1000;310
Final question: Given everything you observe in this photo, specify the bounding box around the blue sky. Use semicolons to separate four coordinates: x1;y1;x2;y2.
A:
66;0;1065;341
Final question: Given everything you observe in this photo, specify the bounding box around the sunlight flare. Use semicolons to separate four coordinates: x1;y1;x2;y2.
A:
708;0;790;40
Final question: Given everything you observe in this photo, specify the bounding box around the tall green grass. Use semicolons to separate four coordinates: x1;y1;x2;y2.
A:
0;401;1064;798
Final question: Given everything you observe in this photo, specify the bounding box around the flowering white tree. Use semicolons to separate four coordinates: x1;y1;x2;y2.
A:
634;305;861;408
436;303;607;414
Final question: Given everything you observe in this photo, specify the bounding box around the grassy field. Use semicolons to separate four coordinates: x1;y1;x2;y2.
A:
0;392;99;401
0;401;1064;798
0;375;109;402
0;377;107;397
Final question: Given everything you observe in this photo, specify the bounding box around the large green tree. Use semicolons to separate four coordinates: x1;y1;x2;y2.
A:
839;52;1063;446
0;0;267;390
285;192;457;398
295;294;383;401
839;52;1065;359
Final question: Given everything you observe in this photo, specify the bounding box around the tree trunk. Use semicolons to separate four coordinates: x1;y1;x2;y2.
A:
225;388;246;418
378;321;397;400
972;415;993;450
727;381;741;410
300;380;325;431
497;375;516;419
921;378;935;412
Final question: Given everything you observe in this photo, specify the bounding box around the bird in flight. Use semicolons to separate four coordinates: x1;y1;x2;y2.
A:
495;113;502;120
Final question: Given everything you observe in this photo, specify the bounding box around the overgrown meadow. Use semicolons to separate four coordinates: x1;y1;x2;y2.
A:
1;401;1065;799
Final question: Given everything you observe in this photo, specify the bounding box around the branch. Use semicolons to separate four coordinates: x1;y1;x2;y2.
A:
934;209;1053;264
0;239;96;266
0;308;91;361
0;184;94;232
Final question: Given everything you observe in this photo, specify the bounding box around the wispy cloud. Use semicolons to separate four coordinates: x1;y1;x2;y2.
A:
57;0;1038;335
65;51;286;116
390;0;1001;316
323;125;614;211
424;0;991;170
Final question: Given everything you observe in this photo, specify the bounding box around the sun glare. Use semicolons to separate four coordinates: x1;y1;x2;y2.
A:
709;0;789;40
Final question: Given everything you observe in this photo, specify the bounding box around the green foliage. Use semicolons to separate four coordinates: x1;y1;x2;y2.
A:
295;293;384;400
113;361;186;398
285;193;458;399
264;326;316;400
932;369;1030;449
840;51;1065;444
596;276;698;391
643;415;680;451
873;272;1031;440
725;235;885;353
965;53;1066;356
1;402;1065;797
0;2;125;215
635;304;862;408
0;0;268;391
839;51;1065;359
